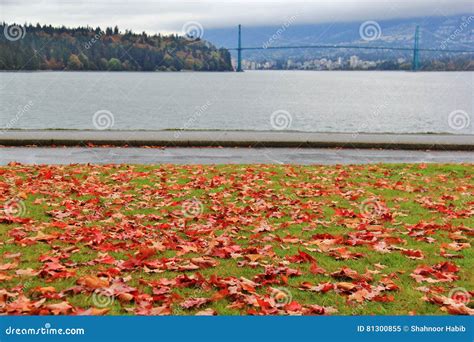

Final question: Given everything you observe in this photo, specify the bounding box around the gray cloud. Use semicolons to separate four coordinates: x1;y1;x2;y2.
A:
1;0;472;34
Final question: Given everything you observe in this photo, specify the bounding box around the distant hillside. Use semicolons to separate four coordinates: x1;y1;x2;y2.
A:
205;14;474;62
0;23;233;71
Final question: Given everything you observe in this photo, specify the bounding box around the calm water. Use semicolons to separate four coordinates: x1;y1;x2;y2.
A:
0;71;472;134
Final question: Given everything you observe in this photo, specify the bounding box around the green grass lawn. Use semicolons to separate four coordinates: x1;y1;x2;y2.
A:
0;163;472;315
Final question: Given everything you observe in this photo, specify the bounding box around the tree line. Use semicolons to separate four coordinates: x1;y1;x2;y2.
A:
0;23;233;71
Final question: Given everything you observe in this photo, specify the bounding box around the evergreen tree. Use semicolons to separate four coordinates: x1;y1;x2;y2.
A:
0;23;233;71
67;54;83;70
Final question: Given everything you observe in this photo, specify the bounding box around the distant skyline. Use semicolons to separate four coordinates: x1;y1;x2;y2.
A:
1;0;473;35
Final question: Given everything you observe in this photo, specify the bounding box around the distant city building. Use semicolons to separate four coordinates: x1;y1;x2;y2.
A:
349;55;359;68
239;53;463;71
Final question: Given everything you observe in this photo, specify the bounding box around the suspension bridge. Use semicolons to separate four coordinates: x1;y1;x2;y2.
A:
228;24;474;72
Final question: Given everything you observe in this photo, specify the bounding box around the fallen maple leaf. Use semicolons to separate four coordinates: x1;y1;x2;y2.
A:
77;307;110;315
331;267;372;282
45;301;74;315
304;304;338;315
411;262;459;283
77;275;109;289
0;262;18;271
401;249;425;260
180;297;211;309
0;273;13;281
425;295;474;315
195;308;217;315
299;282;334;293
286;250;315;263
16;268;40;277
335;282;357;292
309;262;326;275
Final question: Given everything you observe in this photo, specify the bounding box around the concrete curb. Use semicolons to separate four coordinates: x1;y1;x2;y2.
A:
0;130;472;151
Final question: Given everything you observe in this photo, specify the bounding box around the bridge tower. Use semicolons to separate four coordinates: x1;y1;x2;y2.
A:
412;25;420;71
237;24;243;72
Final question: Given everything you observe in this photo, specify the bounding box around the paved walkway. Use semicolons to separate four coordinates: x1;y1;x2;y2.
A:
0;130;472;150
0;147;472;165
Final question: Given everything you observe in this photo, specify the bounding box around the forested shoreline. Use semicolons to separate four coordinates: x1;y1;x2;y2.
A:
0;23;233;71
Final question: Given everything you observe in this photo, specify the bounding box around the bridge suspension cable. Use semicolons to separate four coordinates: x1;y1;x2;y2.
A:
230;25;474;72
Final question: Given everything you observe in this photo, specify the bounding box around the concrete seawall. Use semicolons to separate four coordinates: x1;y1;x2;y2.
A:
0;130;472;150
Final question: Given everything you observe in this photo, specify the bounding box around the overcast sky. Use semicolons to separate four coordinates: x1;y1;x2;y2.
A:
1;0;472;34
